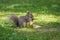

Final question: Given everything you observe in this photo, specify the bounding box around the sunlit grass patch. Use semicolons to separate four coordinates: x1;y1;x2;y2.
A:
0;12;26;20
0;19;15;28
33;14;60;28
34;14;58;22
0;12;60;28
34;14;58;25
0;11;26;16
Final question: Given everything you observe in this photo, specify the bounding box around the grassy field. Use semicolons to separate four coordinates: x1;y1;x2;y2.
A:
0;0;60;40
0;26;60;40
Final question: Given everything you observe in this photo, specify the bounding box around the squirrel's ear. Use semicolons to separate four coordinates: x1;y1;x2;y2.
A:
26;12;32;16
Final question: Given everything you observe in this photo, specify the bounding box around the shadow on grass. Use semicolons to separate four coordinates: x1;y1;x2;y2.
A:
44;22;60;28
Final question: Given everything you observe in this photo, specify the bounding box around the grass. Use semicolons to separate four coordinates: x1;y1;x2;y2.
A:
0;0;60;13
0;26;60;40
0;0;60;40
0;12;60;40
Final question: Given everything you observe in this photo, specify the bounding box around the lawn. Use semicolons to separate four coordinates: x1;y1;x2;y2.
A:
0;26;60;40
0;0;60;40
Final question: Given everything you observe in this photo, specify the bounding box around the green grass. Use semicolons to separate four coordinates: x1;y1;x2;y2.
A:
0;13;60;40
0;0;60;40
0;0;60;13
0;26;60;40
